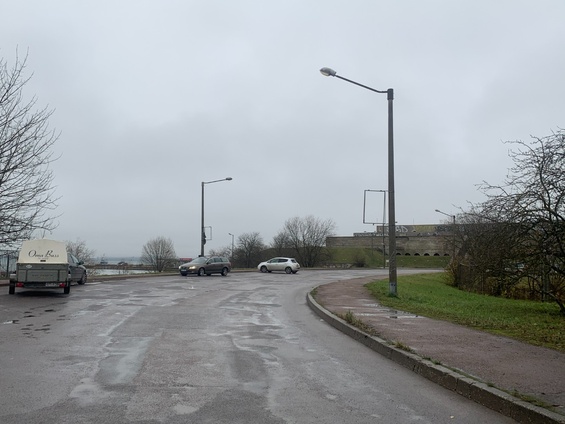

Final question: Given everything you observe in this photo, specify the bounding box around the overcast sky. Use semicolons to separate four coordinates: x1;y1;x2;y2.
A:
2;1;564;258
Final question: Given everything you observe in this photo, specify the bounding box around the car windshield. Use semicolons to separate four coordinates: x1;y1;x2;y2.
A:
190;257;207;264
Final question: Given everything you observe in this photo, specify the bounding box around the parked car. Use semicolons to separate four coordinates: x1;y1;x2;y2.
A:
257;257;300;274
179;256;231;276
68;253;88;285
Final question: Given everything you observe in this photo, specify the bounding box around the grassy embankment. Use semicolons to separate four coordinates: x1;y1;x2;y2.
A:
365;272;565;353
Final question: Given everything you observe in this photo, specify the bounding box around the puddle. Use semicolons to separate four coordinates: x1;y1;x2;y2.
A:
389;315;421;319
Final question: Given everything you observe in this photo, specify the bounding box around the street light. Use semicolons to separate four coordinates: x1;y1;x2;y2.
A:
435;209;456;258
435;209;455;225
201;177;232;257
320;67;397;296
228;232;235;259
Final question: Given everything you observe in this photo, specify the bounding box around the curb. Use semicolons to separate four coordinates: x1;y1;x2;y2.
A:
306;290;565;424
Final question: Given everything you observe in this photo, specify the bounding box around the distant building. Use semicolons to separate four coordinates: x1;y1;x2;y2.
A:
326;224;453;257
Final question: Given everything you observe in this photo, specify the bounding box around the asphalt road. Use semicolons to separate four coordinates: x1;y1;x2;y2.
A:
0;270;514;423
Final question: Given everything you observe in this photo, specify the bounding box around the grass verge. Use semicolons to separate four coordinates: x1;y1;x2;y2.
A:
365;273;565;352
337;310;378;336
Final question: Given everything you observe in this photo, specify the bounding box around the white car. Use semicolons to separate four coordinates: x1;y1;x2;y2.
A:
257;257;300;274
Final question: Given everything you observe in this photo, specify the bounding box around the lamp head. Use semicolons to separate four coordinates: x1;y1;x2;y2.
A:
226;177;233;181
320;67;336;77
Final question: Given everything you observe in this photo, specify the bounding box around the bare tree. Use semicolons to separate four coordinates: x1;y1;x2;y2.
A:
280;215;336;267
208;246;232;258
236;232;266;268
141;236;177;272
451;210;522;294
66;238;96;264
461;130;565;313
270;231;290;256
0;53;59;247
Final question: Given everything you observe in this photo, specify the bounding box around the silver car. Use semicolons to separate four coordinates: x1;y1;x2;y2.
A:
257;257;300;274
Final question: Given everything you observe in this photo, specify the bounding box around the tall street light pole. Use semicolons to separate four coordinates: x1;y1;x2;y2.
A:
201;177;232;257
320;67;397;296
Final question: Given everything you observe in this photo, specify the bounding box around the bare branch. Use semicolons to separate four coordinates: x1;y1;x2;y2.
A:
1;52;60;247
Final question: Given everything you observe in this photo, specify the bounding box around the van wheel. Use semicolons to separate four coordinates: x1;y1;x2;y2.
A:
64;284;70;294
9;284;15;295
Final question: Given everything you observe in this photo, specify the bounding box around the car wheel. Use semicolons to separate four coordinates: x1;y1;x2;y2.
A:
198;268;206;276
260;266;268;273
9;284;15;295
78;272;87;285
221;267;229;276
285;267;292;274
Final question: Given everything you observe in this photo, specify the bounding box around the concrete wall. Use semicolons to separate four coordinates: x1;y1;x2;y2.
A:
327;225;452;256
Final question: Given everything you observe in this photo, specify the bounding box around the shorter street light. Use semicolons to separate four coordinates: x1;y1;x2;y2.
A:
435;209;455;225
201;177;232;256
435;209;456;259
228;233;235;259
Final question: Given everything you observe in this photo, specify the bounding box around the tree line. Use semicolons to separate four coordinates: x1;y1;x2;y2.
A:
444;130;565;314
139;215;336;272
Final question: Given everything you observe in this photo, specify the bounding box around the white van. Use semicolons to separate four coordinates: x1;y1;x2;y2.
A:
9;239;87;295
